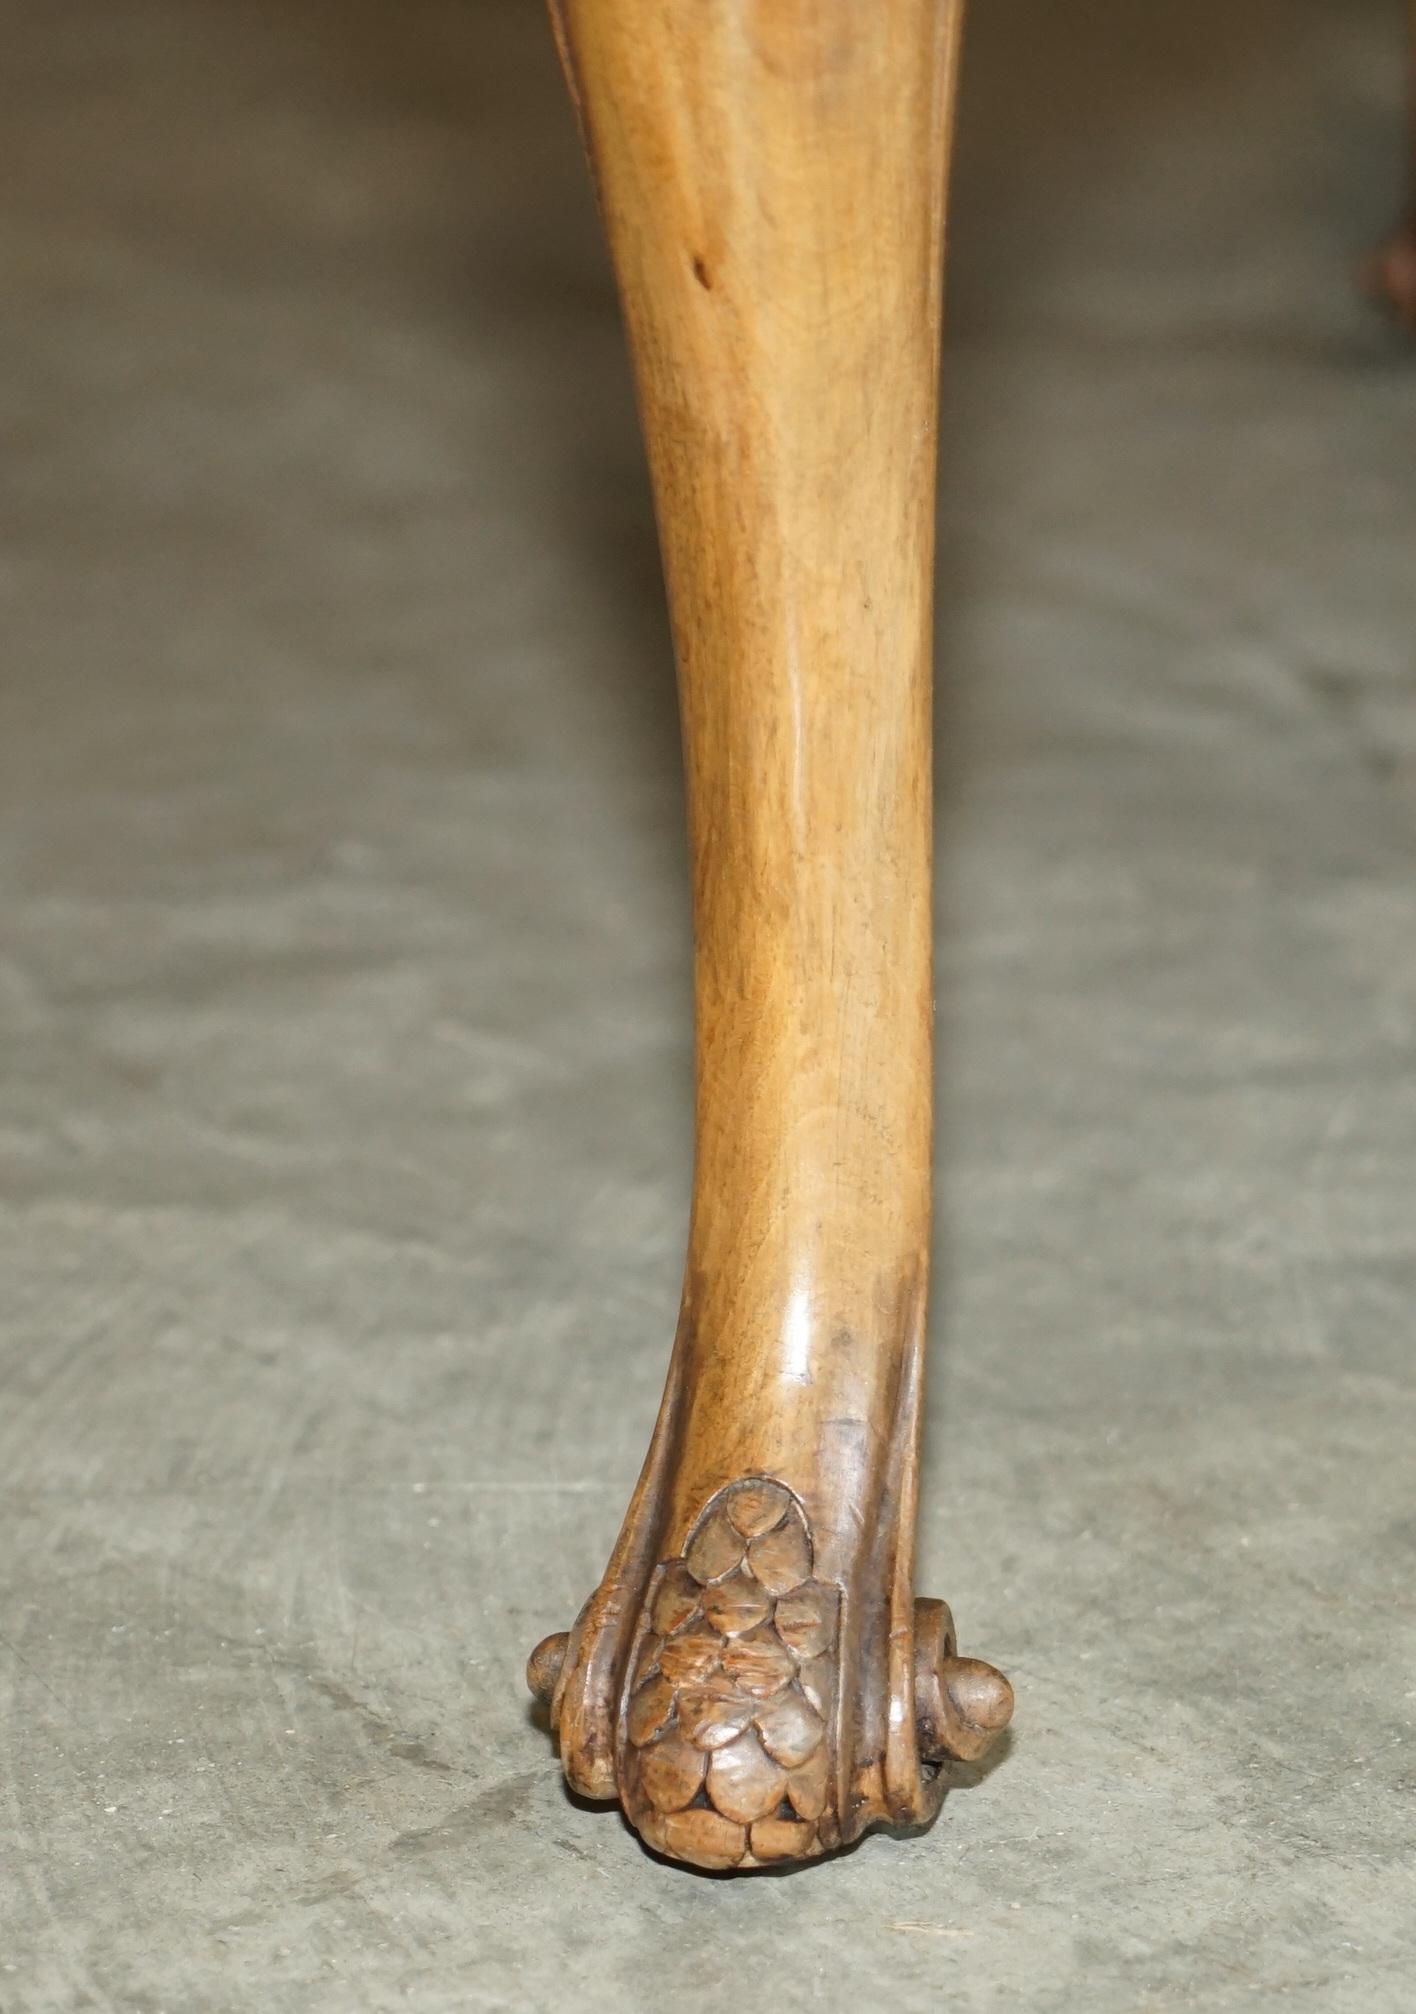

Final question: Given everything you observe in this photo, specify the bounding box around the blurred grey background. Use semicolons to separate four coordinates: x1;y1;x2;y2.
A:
2;1;1414;2009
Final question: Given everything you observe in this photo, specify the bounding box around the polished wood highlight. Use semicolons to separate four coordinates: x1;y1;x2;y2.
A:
528;0;1012;1872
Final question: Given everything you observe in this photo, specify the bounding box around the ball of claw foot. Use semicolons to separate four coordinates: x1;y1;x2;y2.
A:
526;1631;569;1704
942;1657;1014;1742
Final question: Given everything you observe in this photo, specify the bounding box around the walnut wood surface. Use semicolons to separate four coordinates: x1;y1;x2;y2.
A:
530;0;1012;1869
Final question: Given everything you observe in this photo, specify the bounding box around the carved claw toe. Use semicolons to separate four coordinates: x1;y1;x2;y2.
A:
527;1632;570;1706
913;1596;1014;1765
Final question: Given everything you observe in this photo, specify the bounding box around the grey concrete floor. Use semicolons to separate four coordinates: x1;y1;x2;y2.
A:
2;0;1415;2008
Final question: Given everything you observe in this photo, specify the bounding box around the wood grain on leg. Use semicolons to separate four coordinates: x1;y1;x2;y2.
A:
530;0;1011;1869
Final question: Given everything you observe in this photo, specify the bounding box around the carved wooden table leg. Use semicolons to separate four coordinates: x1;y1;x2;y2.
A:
529;0;1011;1871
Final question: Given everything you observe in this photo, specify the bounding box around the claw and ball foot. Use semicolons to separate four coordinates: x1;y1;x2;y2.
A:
528;1481;1011;1870
529;1602;1014;1783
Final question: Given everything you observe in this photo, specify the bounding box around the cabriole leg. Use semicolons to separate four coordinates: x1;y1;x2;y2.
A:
529;0;1011;1871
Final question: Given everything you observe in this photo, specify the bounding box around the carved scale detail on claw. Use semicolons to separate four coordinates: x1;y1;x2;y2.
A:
620;1478;839;1869
526;1474;1013;1871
